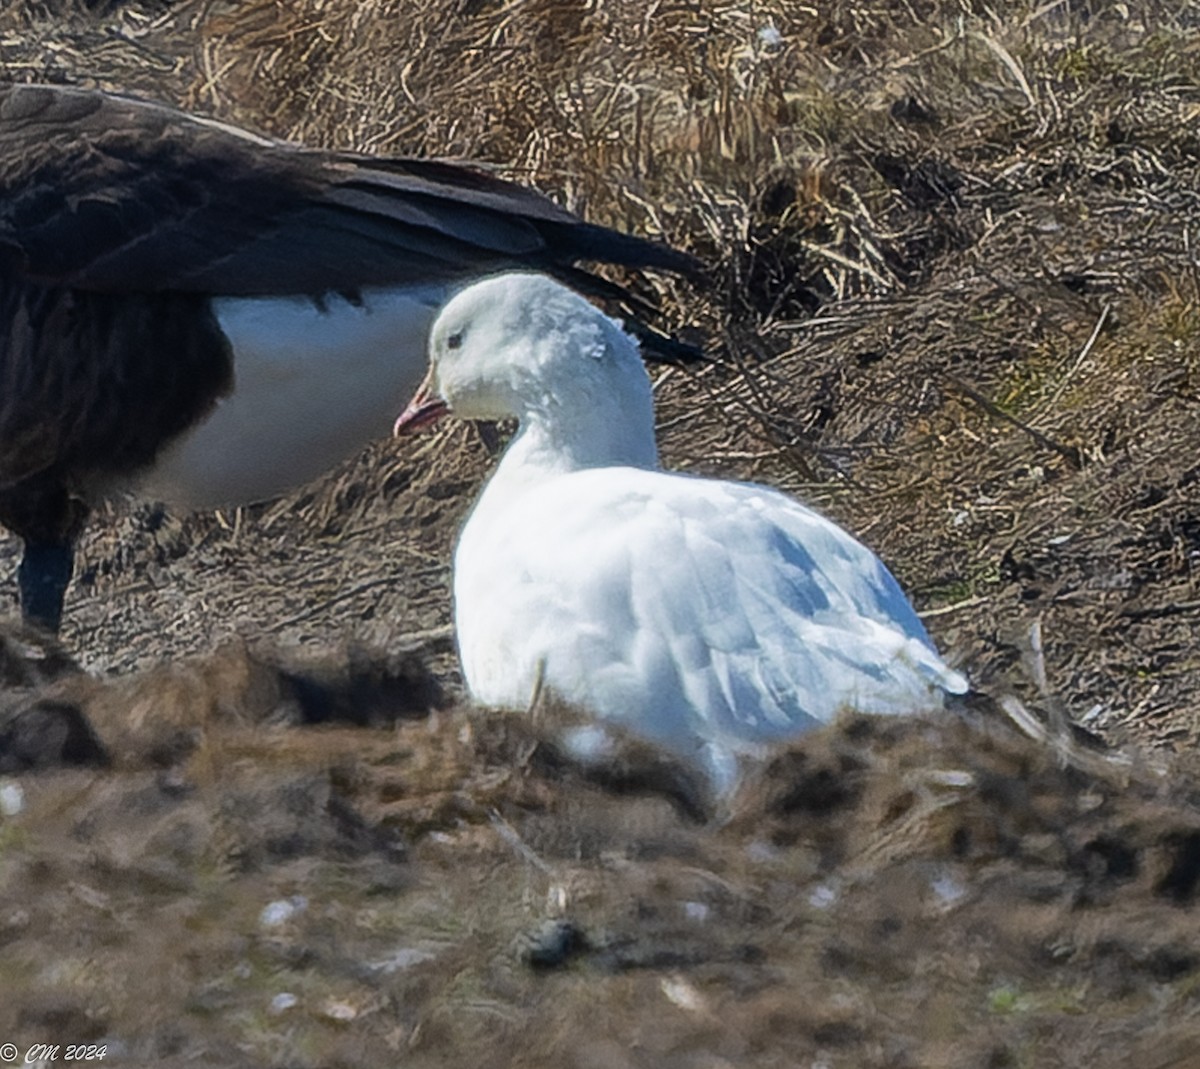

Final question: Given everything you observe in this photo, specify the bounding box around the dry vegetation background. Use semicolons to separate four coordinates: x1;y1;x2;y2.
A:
1;0;1200;1065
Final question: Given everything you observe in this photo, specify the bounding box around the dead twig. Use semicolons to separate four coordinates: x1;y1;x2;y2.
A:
946;376;1083;469
1033;302;1111;422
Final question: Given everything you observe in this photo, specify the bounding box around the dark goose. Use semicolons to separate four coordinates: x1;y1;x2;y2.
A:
0;83;699;632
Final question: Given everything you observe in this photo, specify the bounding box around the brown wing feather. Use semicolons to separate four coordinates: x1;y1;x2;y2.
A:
0;83;697;296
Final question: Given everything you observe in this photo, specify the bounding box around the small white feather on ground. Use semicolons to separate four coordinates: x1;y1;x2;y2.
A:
396;272;968;796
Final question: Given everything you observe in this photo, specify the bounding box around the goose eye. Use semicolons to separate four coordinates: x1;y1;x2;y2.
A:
446;331;464;351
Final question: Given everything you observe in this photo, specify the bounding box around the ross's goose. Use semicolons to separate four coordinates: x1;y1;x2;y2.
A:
395;272;968;797
0;83;697;632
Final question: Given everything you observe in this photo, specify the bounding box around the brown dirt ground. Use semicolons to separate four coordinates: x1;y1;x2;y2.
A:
3;0;1200;1065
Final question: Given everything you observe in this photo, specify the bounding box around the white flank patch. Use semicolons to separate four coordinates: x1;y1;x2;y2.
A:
139;285;446;509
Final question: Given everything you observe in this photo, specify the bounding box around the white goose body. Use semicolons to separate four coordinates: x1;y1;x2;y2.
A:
139;285;444;508
399;273;967;795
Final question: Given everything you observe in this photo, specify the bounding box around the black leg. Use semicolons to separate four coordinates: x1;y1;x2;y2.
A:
17;540;75;634
0;475;88;635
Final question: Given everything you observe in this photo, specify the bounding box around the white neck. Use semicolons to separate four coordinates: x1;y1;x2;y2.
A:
478;392;659;509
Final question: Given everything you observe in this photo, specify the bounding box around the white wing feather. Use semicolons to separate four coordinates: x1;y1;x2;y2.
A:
454;465;965;784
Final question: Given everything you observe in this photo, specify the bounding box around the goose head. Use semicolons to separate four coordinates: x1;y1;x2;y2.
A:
395;272;658;472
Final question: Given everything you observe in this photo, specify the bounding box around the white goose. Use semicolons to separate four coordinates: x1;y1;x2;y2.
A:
395;273;968;797
0;83;696;631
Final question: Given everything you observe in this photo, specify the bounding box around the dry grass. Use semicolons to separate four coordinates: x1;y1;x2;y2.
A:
3;2;1200;1064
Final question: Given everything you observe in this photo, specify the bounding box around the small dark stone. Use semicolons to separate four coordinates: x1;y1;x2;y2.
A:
523;919;589;970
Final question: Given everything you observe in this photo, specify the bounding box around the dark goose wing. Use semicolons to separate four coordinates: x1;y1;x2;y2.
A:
0;83;699;297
